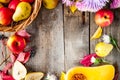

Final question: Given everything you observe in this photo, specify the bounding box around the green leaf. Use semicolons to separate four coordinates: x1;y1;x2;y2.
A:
109;35;120;53
94;58;102;65
110;36;118;47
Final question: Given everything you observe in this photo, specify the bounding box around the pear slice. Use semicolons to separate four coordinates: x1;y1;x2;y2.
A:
12;61;27;80
25;72;44;80
91;26;102;40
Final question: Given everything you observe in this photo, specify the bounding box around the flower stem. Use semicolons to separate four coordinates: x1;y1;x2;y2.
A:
115;44;120;53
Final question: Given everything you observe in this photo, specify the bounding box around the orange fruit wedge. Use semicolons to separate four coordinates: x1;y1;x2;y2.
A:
60;72;66;80
69;4;77;13
91;26;102;40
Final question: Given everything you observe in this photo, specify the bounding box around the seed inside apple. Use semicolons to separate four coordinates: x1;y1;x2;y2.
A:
7;35;26;54
95;9;114;27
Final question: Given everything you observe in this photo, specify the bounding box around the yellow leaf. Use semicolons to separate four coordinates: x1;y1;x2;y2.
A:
60;72;66;80
91;26;102;40
69;5;77;13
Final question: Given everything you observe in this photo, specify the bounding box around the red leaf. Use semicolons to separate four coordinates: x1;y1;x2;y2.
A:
17;52;30;64
17;52;25;62
23;52;30;63
2;75;14;80
2;62;13;74
0;72;14;80
10;53;16;63
15;30;31;38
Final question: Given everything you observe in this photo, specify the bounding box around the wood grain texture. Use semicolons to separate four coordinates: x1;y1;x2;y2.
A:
26;2;64;75
0;32;13;69
64;7;90;71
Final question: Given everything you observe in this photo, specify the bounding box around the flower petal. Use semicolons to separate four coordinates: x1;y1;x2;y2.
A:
76;0;108;12
111;0;120;9
80;53;99;66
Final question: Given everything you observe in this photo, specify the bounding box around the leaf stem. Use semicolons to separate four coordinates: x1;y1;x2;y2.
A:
115;44;120;53
0;55;10;66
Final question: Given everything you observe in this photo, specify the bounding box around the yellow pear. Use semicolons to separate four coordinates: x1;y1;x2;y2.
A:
13;2;32;22
95;42;113;57
43;0;58;9
0;0;10;3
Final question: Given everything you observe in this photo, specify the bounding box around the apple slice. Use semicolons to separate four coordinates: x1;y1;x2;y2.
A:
12;61;27;80
25;72;44;80
91;26;102;40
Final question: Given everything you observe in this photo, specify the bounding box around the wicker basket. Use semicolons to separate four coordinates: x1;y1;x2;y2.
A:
0;0;42;32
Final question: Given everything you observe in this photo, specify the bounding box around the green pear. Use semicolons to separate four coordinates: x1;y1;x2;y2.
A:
13;2;32;22
0;0;10;3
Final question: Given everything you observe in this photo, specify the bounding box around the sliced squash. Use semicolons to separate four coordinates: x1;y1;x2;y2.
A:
66;65;115;80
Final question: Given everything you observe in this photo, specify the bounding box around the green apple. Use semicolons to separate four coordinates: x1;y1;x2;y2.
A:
43;0;58;9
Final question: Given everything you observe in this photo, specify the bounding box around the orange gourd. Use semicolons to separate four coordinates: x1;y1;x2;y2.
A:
66;65;115;80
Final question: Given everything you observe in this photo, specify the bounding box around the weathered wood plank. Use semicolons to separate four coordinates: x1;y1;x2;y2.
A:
64;7;90;71
0;32;13;69
26;2;64;75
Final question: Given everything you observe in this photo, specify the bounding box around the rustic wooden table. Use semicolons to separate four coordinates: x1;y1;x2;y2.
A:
0;1;120;79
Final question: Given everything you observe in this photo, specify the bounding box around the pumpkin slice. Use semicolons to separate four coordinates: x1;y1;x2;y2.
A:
66;65;115;80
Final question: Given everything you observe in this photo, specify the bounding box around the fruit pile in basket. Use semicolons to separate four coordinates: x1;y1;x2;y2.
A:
0;0;41;31
0;0;34;26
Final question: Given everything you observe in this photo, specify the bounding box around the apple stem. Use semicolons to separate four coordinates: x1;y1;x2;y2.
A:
0;55;10;66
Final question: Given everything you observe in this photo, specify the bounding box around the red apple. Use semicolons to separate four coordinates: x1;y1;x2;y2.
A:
7;35;26;54
20;0;34;3
95;9;114;27
8;0;20;10
0;7;14;26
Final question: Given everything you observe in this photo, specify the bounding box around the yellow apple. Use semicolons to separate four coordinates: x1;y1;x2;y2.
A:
0;3;3;8
7;35;26;54
43;0;58;9
0;0;10;3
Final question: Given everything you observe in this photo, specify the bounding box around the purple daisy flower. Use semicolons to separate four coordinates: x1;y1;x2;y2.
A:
110;0;120;9
76;0;109;12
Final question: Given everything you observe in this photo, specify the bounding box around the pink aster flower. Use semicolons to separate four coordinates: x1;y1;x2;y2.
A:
110;0;120;9
62;0;74;6
80;53;100;66
76;0;109;12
